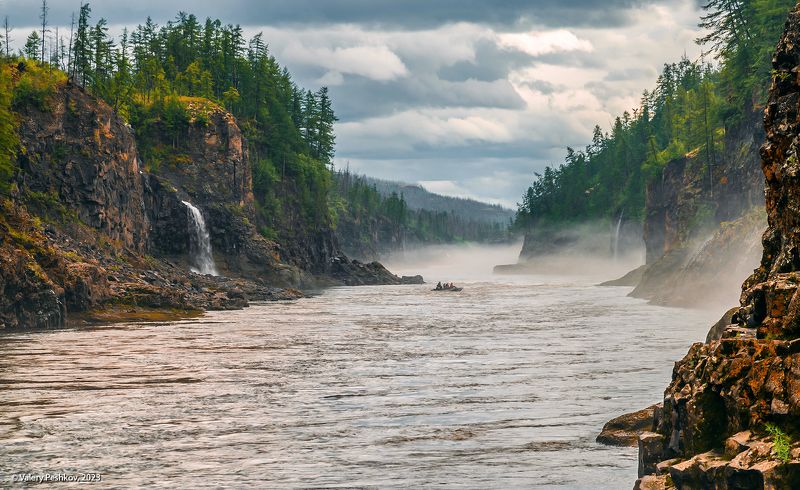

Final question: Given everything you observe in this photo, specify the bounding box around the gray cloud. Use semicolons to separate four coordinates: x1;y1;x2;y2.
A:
2;0;706;207
438;40;537;82
327;76;526;122
604;67;658;81
4;0;653;30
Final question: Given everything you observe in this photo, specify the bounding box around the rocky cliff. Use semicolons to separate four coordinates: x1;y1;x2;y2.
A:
136;98;410;287
0;63;418;331
15;77;150;252
628;102;766;308
633;6;800;488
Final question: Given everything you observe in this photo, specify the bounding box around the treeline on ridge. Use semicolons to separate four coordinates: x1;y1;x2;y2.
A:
514;0;794;230
2;3;338;241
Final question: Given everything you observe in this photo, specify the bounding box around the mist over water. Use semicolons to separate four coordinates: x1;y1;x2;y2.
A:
384;241;644;284
383;242;526;282
0;244;724;488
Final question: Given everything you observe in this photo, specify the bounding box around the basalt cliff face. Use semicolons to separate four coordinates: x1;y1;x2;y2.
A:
634;7;800;488
0;70;417;331
629;107;766;308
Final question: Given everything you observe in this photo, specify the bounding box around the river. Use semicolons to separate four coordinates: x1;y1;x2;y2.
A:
0;244;722;488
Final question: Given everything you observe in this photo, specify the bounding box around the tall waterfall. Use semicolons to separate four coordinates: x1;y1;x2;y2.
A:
182;200;218;276
613;211;624;260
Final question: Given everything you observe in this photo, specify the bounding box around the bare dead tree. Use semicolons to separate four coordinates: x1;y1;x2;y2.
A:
3;16;12;58
40;0;49;62
67;12;75;78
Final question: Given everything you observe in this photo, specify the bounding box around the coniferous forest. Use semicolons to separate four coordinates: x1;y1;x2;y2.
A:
0;3;515;248
514;0;794;230
333;170;512;259
2;5;338;241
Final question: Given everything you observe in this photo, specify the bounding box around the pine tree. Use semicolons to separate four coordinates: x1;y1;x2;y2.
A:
23;31;41;60
90;18;113;96
698;0;752;57
72;3;92;85
302;89;319;154
316;86;337;165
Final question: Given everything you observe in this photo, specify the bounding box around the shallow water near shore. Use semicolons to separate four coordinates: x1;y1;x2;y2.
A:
1;245;722;488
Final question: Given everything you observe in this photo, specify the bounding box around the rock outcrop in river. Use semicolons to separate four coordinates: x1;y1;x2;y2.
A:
0;63;419;331
632;6;800;487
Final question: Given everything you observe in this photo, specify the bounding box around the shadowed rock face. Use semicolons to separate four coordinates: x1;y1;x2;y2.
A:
633;210;764;308
137;101;287;282
630;102;766;308
15;84;149;252
739;5;800;338
634;5;800;488
138;100;413;287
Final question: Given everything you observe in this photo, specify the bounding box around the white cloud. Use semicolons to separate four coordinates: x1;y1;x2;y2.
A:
119;1;710;206
496;29;593;56
317;70;345;86
337;108;518;154
281;42;408;81
260;0;709;206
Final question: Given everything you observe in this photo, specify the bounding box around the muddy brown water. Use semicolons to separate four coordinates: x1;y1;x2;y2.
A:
1;246;721;488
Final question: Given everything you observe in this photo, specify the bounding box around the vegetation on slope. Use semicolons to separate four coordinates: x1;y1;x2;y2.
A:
2;3;509;253
514;0;795;230
361;176;514;224
3;5;338;244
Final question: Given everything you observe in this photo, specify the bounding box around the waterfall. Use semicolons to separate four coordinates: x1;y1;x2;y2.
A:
181;200;218;276
613;211;624;260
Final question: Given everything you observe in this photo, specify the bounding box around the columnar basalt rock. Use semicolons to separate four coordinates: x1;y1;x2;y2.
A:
633;5;800;488
740;4;800;338
15;83;150;252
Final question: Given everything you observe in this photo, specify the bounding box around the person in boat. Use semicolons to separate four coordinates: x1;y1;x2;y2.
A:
436;282;442;290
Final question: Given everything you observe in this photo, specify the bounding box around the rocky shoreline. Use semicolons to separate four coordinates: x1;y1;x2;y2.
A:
595;7;800;488
0;65;422;332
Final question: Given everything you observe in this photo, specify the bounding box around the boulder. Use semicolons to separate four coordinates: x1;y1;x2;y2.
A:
599;264;648;287
706;307;739;343
597;404;658;447
633;474;670;490
639;431;668;478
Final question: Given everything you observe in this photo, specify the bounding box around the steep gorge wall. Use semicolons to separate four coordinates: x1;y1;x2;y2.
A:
0;73;415;330
630;105;766;307
15;83;150;251
635;6;800;487
137;101;408;287
136;100;294;284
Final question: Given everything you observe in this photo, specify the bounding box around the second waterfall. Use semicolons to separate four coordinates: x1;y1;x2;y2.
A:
182;201;219;276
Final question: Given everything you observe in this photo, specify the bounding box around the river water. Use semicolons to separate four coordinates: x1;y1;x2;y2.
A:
0;244;723;488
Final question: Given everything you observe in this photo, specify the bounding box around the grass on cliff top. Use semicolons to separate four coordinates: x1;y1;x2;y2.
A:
132;93;222;125
178;96;224;125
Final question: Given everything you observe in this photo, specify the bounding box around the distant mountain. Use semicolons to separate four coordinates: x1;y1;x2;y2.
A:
362;177;515;224
332;172;514;261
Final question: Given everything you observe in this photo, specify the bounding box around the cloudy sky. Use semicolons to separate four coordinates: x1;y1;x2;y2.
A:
3;0;706;208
